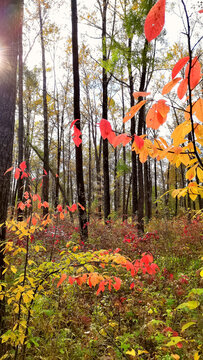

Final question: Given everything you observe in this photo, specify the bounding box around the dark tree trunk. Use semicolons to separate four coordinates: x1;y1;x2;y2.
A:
0;0;19;351
39;1;49;216
102;0;110;221
17;0;24;221
137;39;148;233
121;82;127;221
128;38;137;221
154;158;158;213
88;117;92;221
71;0;88;240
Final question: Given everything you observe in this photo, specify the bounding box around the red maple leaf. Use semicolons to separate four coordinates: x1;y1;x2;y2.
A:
99;119;112;139
72;125;82;147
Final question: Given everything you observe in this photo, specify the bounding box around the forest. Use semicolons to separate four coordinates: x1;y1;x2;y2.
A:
0;0;202;359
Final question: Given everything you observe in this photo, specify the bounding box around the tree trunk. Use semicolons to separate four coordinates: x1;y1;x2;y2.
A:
102;0;110;222
71;0;88;240
17;0;24;221
39;1;49;216
0;0;19;351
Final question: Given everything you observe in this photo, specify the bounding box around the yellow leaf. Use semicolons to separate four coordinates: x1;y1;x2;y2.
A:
11;265;17;274
189;193;197;201
196;167;203;182
177;301;200;310
171;120;192;146
126;349;136;357
186;165;198;181
181;322;196;332
171;355;180;360
194;352;200;360
200;270;203;278
35;245;40;253
138;349;149;355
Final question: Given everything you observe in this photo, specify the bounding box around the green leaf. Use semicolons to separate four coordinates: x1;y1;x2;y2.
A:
177;301;200;310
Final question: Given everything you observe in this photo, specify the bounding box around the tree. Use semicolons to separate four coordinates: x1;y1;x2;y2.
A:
38;0;49;217
0;0;20;348
71;0;88;240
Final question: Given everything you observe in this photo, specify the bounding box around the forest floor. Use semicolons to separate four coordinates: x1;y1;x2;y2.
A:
2;213;203;360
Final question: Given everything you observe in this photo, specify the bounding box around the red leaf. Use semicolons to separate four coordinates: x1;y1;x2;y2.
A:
24;191;29;200
72;125;82;147
100;119;112;139
107;130;116;144
21;171;28;179
32;217;37;226
18;202;25;210
55;174;59;178
57;274;67;288
96;281;106;295
144;0;166;42
177;78;188;99
70;119;79;129
4;166;13;175
199;9;203;13
57;204;63;212
185;57;201;89
134;135;144;149
69;276;74;285
67;203;77;212
172;56;189;79
14;168;21;180
113;277;121;291
42;201;49;208
19;161;26;172
43;169;47;175
130;282;135;289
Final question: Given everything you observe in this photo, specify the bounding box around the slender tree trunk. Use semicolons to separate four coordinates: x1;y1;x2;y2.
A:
0;0;19;352
102;0;110;221
154;158;158;213
71;0;88;240
128;38;137;221
39;1;49;216
17;0;24;221
88;118;92;221
121;82;127;221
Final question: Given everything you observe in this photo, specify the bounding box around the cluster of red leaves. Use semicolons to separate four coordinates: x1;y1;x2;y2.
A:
162;327;183;349
71;119;82;147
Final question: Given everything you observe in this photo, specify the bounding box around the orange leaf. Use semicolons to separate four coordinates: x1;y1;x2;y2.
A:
123;100;147;123
146;104;166;129
60;212;64;220
4;166;13;175
172;57;189;79
133;91;151;99
156;99;170;118
185;57;201;89
193;98;203;122
112;134;131;147
144;0;166;42
177;78;188;100
78;202;85;210
32;217;37;226
57;274;67;288
162;78;181;95
42;201;49;208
